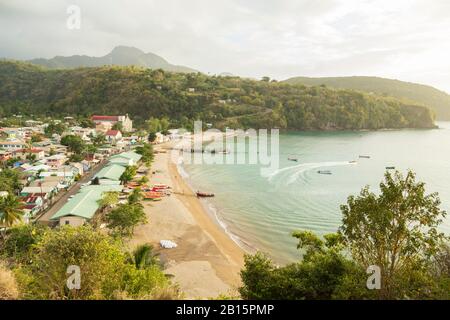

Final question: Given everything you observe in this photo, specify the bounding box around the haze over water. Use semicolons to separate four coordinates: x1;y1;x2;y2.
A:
183;122;450;264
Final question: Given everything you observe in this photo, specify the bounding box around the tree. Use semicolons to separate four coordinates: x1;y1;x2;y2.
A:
239;232;371;300
339;170;447;299
0;168;22;193
79;118;95;128
97;191;119;212
128;244;160;269
16;225;126;299
128;187;143;204
112;122;123;131
148;132;157;143
0;194;24;231
0;224;48;264
60;135;85;154
120;166;137;184
30;133;43;143
91;133;106;146
135;143;154;165
44;123;66;137
106;203;147;238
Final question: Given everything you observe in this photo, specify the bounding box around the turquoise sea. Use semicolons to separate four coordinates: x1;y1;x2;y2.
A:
181;122;450;264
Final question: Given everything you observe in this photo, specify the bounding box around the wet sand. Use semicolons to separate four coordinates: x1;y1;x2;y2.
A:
130;141;244;299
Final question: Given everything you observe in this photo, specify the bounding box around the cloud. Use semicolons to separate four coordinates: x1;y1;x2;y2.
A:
0;0;449;92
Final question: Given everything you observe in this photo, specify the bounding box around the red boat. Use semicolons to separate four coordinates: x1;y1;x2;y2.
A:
196;191;215;198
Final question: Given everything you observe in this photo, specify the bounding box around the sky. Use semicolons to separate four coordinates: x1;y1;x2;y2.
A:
1;0;450;92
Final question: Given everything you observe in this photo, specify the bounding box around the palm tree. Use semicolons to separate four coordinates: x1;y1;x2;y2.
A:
128;244;160;269
0;194;24;235
128;187;143;204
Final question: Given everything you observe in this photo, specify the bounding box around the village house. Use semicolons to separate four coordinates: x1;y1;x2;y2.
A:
51;185;124;226
0;150;12;162
105;129;123;143
13;148;46;160
91;115;133;132
0;139;27;151
45;154;67;168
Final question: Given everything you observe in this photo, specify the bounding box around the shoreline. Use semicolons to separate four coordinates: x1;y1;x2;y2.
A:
129;138;244;299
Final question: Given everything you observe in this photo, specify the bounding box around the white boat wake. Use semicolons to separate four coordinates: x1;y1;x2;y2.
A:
267;161;356;185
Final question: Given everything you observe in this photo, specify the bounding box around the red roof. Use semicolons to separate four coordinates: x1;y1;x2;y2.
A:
92;115;119;121
106;130;121;136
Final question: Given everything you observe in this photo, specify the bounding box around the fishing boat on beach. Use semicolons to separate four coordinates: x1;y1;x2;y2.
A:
386;166;396;170
359;155;371;159
288;157;298;162
317;170;332;175
196;191;215;197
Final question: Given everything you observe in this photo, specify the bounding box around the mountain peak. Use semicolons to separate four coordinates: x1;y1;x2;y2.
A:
110;46;145;57
27;46;197;73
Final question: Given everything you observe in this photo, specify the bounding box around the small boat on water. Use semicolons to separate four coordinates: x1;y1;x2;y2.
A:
386;166;396;170
359;155;371;159
196;191;215;197
288;157;298;162
317;170;332;175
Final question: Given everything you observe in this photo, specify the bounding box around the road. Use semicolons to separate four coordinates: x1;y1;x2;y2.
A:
35;160;108;225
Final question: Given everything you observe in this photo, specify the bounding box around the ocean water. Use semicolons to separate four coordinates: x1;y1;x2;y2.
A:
181;122;450;264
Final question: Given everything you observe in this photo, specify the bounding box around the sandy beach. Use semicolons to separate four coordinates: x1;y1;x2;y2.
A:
129;138;244;299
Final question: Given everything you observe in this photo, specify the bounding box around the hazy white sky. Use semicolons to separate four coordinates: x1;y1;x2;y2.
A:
1;0;450;92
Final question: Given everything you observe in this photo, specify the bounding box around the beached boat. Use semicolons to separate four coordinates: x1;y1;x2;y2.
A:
288;157;298;162
196;191;215;197
349;160;357;164
386;166;396;170
317;170;332;175
359;155;371;159
153;183;170;189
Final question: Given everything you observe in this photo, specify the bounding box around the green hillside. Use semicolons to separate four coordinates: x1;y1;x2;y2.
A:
0;61;436;130
284;76;450;120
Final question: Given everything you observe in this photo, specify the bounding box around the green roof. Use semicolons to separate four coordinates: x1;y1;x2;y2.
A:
94;164;125;181
108;157;132;166
110;151;142;163
51;185;123;220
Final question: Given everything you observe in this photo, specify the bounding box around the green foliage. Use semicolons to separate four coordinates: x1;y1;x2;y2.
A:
135;143;154;165
30;133;43;143
0;224;49;264
12;225;172;300
128;188;143;204
285;76;450;120
79;118;95;128
16;225;126;299
240;170;450;300
128;244;160;269
106;203;147;238
0;194;24;228
0;168;22;193
0;61;436;130
339;170;447;299
120;166;137;184
44;122;66;137
60;134;85;154
97;191;119;210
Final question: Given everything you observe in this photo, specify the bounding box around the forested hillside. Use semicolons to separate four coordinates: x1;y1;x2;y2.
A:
285;76;450;120
0;61;436;130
